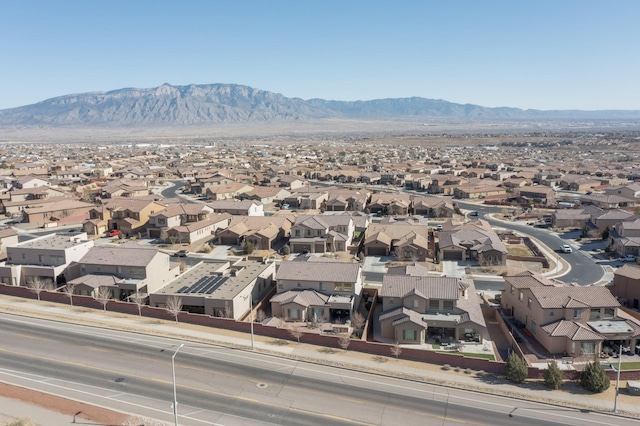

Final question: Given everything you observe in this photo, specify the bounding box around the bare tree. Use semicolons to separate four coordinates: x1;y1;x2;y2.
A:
27;278;54;302
288;324;304;344
62;282;76;307
390;341;402;360
338;334;351;351
255;309;267;323
94;286;112;311
129;291;146;316
165;295;183;322
350;312;366;338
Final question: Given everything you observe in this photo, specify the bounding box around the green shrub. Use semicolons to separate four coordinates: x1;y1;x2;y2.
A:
580;361;610;393
505;353;528;383
543;360;564;390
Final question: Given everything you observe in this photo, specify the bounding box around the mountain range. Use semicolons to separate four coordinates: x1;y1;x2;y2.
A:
0;83;639;127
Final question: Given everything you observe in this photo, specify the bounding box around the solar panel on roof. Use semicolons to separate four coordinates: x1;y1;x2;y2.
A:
176;286;189;293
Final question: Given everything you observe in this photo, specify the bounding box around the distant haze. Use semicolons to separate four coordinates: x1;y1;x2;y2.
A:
1;83;639;129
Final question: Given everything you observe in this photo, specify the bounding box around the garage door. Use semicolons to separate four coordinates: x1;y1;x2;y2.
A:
442;250;462;260
367;247;388;256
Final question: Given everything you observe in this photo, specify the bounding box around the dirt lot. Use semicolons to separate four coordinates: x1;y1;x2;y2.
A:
0;382;129;425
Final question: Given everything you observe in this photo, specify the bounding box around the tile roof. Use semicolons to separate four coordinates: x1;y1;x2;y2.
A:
541;320;604;341
79;243;160;267
531;286;620;309
270;289;330;307
276;260;361;283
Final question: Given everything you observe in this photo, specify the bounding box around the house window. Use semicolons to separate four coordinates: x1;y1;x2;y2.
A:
527;298;532;309
402;329;418;341
443;300;454;310
334;283;342;291
429;299;439;310
589;309;601;320
278;283;283;290
343;283;353;292
287;309;300;320
312;307;324;320
549;310;554;316
604;308;615;319
573;309;581;319
519;291;523;302
530;320;536;334
580;342;596;355
413;299;419;309
319;282;325;291
510;285;515;294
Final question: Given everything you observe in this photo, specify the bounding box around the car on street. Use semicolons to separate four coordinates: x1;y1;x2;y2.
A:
107;229;121;237
560;244;572;253
469;211;479;217
176;249;188;257
621;254;636;262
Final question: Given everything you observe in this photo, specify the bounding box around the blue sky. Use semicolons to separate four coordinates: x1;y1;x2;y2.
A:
1;1;638;111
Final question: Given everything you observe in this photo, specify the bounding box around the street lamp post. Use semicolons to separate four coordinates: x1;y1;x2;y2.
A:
243;294;255;350
172;343;184;426
614;343;623;413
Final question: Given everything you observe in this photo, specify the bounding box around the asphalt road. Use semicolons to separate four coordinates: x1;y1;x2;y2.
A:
0;314;631;426
457;201;605;285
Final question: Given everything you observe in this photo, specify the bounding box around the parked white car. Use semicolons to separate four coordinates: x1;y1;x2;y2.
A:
622;254;636;262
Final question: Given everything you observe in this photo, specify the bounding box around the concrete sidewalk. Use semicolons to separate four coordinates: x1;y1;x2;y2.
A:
0;295;639;422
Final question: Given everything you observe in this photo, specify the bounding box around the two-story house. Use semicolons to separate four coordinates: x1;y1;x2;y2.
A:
288;214;355;254
150;259;276;319
0;232;94;286
66;242;180;299
501;271;640;358
378;275;485;345
437;219;507;265
104;198;166;236
271;257;363;323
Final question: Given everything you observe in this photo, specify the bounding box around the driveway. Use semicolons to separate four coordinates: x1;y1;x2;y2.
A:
363;256;393;284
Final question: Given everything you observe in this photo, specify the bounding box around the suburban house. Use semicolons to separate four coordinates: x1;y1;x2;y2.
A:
324;191;369;212
207;200;264;216
608;218;640;257
605;183;640;200
611;263;640;310
283;191;328;210
217;215;293;250
0;228;19;256
0;232;94;287
363;223;430;261
164;213;231;245
103;198;166;236
378;275;486;345
452;183;507;200
412;195;456;218
205;182;253;200
22;198;96;225
240;186;291;205
149;259;276;319
289;214;355;253
66;243;180;299
437;219;507;265
516;186;557;207
368;193;413;216
501;271;640;358
271;257;363;322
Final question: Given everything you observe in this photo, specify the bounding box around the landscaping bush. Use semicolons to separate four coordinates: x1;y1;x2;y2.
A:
543;360;564;390
580;361;610;393
505;353;528;383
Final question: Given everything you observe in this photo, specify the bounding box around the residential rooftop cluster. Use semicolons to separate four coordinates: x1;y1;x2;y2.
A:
1;131;640;372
